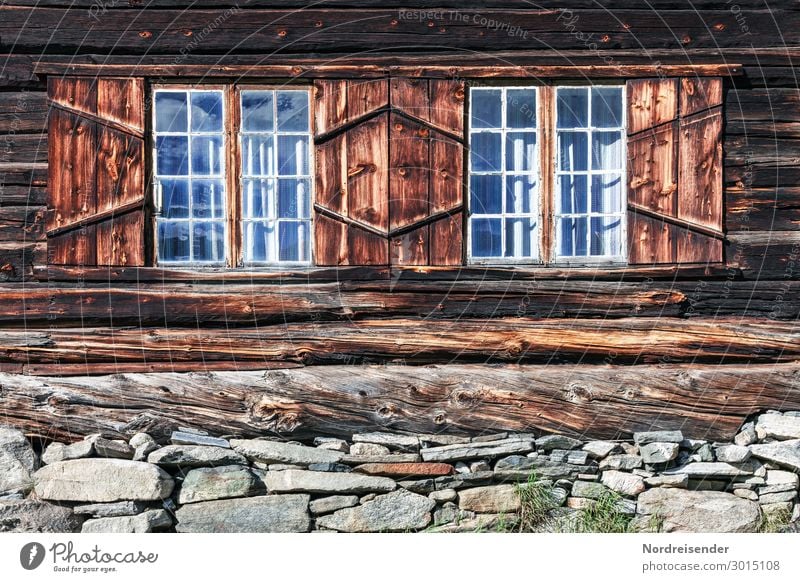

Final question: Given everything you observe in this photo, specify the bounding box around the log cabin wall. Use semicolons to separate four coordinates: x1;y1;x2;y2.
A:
0;1;799;440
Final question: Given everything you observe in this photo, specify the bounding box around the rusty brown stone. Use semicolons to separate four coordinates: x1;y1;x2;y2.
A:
353;462;454;478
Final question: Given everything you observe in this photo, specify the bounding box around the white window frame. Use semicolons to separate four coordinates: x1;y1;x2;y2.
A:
467;86;542;265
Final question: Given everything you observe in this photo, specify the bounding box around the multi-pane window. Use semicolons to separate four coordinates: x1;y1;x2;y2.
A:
152;86;312;266
467;84;627;265
469;87;539;262
154;89;226;264
555;87;626;261
240;90;312;264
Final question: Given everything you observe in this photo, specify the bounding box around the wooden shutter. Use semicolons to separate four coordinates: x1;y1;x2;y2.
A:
626;77;723;265
313;79;390;265
389;78;465;266
47;76;146;267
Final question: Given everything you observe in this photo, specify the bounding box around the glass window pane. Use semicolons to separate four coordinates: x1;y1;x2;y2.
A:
155;92;188;133
591;174;624;213
278;135;310;176
192;180;225;218
191;91;223;132
470;174;502;214
158;221;190;262
590;216;623;256
279;221;310;262
192;136;223;175
241;91;274;132
557;88;588;128
156;136;189;176
243;178;275;219
592;131;623;170
276;91;309;132
558;175;588;215
471;132;502;172
242;135;275;176
193;222;225;262
591;87;623;128
160;179;189;218
559;217;588;257
506;175;536;215
471;218;502;257
504;217;536;258
278;179;311;219
244;221;274;263
505;132;536;172
558;131;588;171
506;89;536;128
471;89;502;129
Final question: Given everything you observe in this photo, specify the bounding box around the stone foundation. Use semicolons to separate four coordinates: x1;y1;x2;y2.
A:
2;412;800;533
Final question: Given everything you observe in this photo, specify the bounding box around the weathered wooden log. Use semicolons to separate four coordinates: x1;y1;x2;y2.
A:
3;363;800;443
2;317;799;373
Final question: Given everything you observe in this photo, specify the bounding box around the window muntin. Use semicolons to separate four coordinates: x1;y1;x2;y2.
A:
468;87;540;262
554;86;626;262
153;89;227;264
240;89;312;265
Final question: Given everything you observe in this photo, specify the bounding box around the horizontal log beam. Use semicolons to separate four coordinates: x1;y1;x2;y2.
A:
2;317;798;373
3;363;800;442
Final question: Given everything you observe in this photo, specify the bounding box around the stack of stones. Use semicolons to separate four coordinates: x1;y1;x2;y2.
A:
2;410;800;533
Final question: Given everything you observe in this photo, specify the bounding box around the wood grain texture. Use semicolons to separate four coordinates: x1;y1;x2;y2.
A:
97;78;144;133
680;77;723;117
627;78;678;134
678;108;723;232
3;363;800;442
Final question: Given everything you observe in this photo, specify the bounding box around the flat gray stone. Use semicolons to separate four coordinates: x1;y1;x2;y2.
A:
715;445;751;463
734;425;758;446
535;435;582;452
175;495;311;533
82;509;172;533
582;441;620;459
309;495;359;515
663;462;753;478
352;432;420;451
420;438;534;462
766;470;799;487
340;453;420;464
434;471;494;490
231;439;343;466
759;490;797;504
147;445;247;468
599;454;643;471
178;465;263;504
601;470;645;496
640;442;680;464
644;474;689;488
34;459;174;502
734;488;759;501
750;439;800;471
550;449;589;465
633;430;684;445
0;499;84;533
171;431;230;448
41;440;94;465
756;414;800;440
307;462;352;473
73;501;149;518
0;427;36;495
317;489;435;532
92;437;134;460
458;484;521;513
494;456;592;480
757;483;796;496
429;488;458;503
349;442;390;456
313;438;350;453
571;480;609;500
264;469;396;494
636;488;761;532
129;433;158;462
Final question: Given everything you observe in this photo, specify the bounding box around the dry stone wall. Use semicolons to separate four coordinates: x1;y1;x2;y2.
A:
2;412;800;533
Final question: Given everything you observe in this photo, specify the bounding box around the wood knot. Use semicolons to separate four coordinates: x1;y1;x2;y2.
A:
714;23;725;31
433;411;447;425
315;21;323;27
278;29;288;38
600;34;610;42
417;127;430;138
139;31;152;38
564;383;593;403
182;30;193;37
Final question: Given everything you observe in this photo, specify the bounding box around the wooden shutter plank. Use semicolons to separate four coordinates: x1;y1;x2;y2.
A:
391;227;428;266
680;78;723;117
347;79;388;120
48;76;96;116
347;114;388;231
627;124;677;215
430;211;463;266
314;214;347;266
349;226;388;265
628;216;675;265
627;78;678;135
96;125;145;213
389;113;429;232
677;109;723;232
96;211;144;266
97;78;144;133
48;227;97;267
315;133;346;215
429;79;465;137
391;78;430;122
677;229;723;263
314;80;347;135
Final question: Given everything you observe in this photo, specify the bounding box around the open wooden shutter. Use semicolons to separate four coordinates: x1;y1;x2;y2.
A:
313;79;389;265
47;76;146;266
626;77;723;265
389;78;464;266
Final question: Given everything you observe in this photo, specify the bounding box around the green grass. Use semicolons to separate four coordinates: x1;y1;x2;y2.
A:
567;491;633;533
759;506;793;533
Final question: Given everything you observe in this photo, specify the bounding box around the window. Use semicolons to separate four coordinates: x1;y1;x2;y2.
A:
467;84;627;265
152;86;312;266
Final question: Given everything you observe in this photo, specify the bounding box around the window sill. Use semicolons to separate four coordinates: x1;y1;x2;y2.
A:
33;263;736;284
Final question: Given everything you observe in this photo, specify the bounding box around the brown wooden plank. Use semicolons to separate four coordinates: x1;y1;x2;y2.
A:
96;210;145;266
47;226;97;267
314;213;347;266
429;134;462;214
680;77;722;117
313;80;347;135
97;77;145;133
391;226;428;266
315;133;346;215
678;108;723;233
348;225;388;265
627;78;678;134
628;213;675;265
429;79;465;137
347;114;388;231
389;113;430;232
429;212;463;266
627;124;677;214
47;76;96;115
677;229;723;263
391;77;430;122
3;362;800;442
347;78;389;119
96;127;145;213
